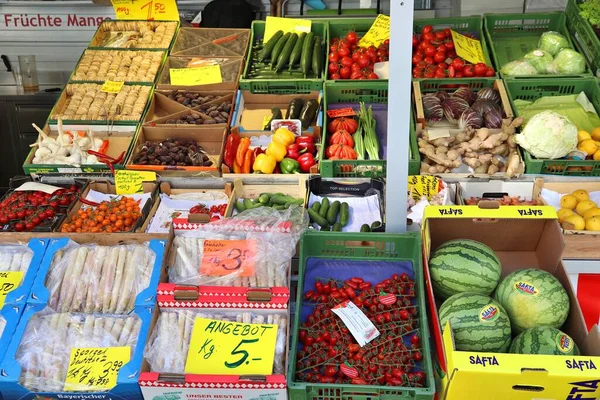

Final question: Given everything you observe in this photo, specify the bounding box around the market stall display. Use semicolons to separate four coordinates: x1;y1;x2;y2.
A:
70;50;166;83
157;56;244;91
170;28;251;57
89;21;178;50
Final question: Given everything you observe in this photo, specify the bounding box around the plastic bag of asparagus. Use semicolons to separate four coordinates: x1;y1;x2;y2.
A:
14;309;142;392
213;203;309;235
0;239;47;306
35;239;164;313
170;229;295;287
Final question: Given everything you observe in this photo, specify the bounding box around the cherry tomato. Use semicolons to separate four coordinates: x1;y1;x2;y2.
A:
412;53;422;65
366;48;377;62
351;70;363;80
451;58;464;71
328;52;340;63
422;25;433;35
328;62;340;74
357;54;371;68
412;35;418;47
436;45;447;54
337;46;351;58
418;40;430;51
25;222;35;231
445;41;455;50
340;56;353;68
339;66;351;79
474;62;487;77
45;209;55;218
444;28;452;37
0;216;8;224
424;32;435;41
424;46;436;58
424;56;434;65
485;66;495;77
463;64;474;77
424;69;435;78
435;31;446;41
433;52;446;64
346;31;357;45
455;71;464;78
351;63;361;73
435;69;446;78
14;222;24;232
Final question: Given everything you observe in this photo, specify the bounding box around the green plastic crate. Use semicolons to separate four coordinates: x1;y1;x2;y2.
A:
566;0;600;76
239;20;327;94
320;81;418;177
484;11;593;79
505;77;600;175
288;231;435;400
413;16;495;75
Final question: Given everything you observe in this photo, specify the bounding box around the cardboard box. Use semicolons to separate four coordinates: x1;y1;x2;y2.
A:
564;259;600;331
455;180;538;205
139;285;289;400
422;205;600;400
28;232;171;310
0;303;156;400
149;181;233;233
533;179;600;259
148;90;235;126
57;180;159;233
221;127;321;176
156;56;244;91
231;91;323;133
23;125;138;175
143;92;189;123
126;126;226;177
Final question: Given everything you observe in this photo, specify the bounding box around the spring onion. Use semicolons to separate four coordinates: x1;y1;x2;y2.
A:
359;102;380;160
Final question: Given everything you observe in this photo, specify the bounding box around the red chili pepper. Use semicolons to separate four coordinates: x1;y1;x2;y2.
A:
295;135;316;154
297;153;316;173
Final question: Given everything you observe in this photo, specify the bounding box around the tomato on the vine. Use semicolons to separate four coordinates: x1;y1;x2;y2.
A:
328;52;340;63
424;46;436;57
474;62;487;77
422;24;433;34
346;31;357;45
339;66;351;79
357;54;371;68
328;62;340;74
451;58;464;71
433;51;446;64
435;31;446;41
463;64;474;77
337;46;351;58
485;66;495;77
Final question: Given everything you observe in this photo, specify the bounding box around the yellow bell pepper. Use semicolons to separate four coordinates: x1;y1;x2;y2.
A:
253;153;276;174
272;128;295;147
266;141;287;162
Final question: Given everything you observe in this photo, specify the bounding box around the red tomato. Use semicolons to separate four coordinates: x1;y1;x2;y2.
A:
463;64;474;77
474;62;487;77
14;222;24;232
418;40;430;50
424;56;434;65
412;35;418;47
330;73;341;79
445;41;455;50
436;45;447;54
328;62;340;74
424;46;436;57
346;31;357;45
413;68;423;78
424;69;435;78
451;58;464;71
444;28;452;37
433;51;446;64
412;53;422;65
434;69;446;78
366;48;377;62
357;54;371;68
337;46;350;58
351;70;363;80
485;67;495;77
328;52;340;63
367;72;379;79
424;32;435;41
351;63;361;72
422;25;433;35
340;56;353;68
339;66;351;79
435;31;446;41
455;71;464;78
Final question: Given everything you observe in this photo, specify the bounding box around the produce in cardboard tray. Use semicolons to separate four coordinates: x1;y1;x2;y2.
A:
144;309;287;374
95;21;177;49
439;293;512;352
43;242;156;314
60;196;142;233
163;104;231;125
429;239;501;300
552;189;600;231
510;327;579;355
72;50;165;83
131;138;213;167
495;269;570;334
263;98;319;131
234;193;303;212
412;25;494;79
14;311;141;392
165;91;225;107
328;30;388;80
514;111;578;159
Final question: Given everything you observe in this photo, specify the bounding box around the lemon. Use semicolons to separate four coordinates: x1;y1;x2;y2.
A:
560;195;578;210
577;139;599;156
578;130;592;142
583;207;600;220
563;214;585;230
576;200;597;216
557;208;575;222
586;216;600;231
594;150;600;161
592;127;600;141
571;189;589;202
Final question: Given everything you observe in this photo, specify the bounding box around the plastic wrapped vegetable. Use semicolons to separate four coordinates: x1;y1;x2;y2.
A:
538;31;571;56
514;110;578;159
523;49;555;74
552;48;586;74
500;60;538;76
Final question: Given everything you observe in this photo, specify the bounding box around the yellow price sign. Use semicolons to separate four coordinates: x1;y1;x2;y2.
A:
424;205;557;220
263;16;312;43
115;170;156;195
170;65;223;86
101;80;124;94
0;271;23;308
408;175;442;201
450;30;486;65
185;317;278;375
111;0;179;21
358;14;390;48
64;347;130;391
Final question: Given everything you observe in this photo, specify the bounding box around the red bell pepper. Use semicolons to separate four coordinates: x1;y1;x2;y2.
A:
298;153;316;173
295;135;316;155
286;143;306;160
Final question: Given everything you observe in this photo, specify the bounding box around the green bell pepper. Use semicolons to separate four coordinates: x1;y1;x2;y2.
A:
280;157;301;174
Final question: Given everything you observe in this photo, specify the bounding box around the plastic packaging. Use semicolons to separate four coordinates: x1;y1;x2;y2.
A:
211;204;309;235
0;244;34;274
500;60;538;76
0;315;6;337
15;310;141;392
144;309;287;375
45;242;156;313
538;31;571;56
523;49;555;74
552;48;587;74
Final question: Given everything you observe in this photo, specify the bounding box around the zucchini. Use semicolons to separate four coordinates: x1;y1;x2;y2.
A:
299;99;319;129
289;32;306;70
275;33;297;72
300;32;314;77
270;32;291;69
258;30;283;62
263;107;283;130
286;98;304;120
312;36;322;79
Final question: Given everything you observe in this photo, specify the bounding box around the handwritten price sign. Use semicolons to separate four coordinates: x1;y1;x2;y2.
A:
263;16;312;43
200;239;256;277
450;31;486;65
169;65;223;86
115;170;156;195
185;318;278;375
64;347;130;391
101;80;124;94
408;175;442;201
111;0;179;21
359;14;390;48
0;271;23;308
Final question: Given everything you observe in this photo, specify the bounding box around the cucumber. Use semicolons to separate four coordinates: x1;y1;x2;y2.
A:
275;33;297;72
258;193;271;204
332;222;342;232
340;202;349;227
300;32;314;77
308;208;329;229
289;32;306;70
311;36;322;78
258;30;283;62
311;201;321;213
319;197;330;218
371;221;382;230
327;200;340;225
360;224;371;232
234;200;246;213
270;32;291;69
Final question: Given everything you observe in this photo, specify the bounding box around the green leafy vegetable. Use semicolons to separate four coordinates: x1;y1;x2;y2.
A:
538;31;571;56
580;0;600;27
514;110;578;159
358;102;379;160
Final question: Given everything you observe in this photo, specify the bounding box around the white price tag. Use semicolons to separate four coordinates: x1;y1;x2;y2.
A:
332;300;380;347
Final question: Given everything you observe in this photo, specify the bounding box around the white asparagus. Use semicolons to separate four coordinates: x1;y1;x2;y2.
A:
176;311;186;355
72;247;94;312
49;313;75;390
109;318;125;344
98;246;119;312
60;247;88;312
0;251;12;271
103;316;115;336
92;315;104;344
127;247;151;311
182;311;194;363
20;251;33;272
107;247;128;312
115;247;139;313
153;313;168;370
118;316;135;344
129;318;141;347
84;246;108;313
10;252;22;273
41;314;62;383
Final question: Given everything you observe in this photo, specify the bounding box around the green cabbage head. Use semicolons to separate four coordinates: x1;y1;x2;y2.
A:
514;110;578;159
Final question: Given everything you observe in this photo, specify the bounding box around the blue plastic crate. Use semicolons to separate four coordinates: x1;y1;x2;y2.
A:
0;303;25;363
1;239;48;306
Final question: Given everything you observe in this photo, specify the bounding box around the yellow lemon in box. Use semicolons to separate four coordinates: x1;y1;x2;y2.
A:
578;130;592;142
578;139;598;156
560;195;578;210
586;216;600;231
594;150;600;161
557;208;575;222
576;200;597;216
592;127;600;141
583;207;600;220
563;214;586;230
571;189;590;202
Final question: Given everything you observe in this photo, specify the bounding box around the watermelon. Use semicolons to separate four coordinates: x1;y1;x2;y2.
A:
439;292;512;353
510;327;579;356
429;239;502;300
495;269;569;334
